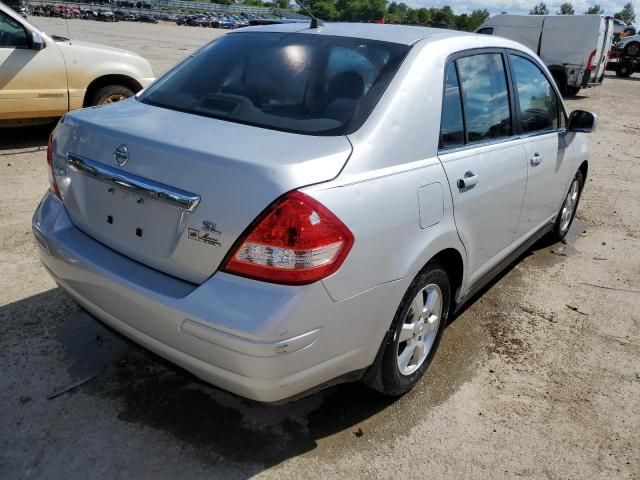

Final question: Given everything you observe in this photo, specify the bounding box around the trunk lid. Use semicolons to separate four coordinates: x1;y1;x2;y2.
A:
53;100;352;284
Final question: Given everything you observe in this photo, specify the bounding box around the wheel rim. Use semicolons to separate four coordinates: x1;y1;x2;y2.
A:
101;94;127;105
559;179;580;234
629;44;639;56
396;284;443;376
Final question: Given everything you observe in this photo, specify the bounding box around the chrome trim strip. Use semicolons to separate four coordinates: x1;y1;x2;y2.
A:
65;153;201;212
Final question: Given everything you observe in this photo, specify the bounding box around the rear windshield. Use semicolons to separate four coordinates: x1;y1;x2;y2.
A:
140;32;410;136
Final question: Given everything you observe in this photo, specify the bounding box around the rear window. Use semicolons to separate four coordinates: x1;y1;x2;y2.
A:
140;32;410;136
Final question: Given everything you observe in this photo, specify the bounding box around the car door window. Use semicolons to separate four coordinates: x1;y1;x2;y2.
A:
439;62;465;149
509;54;559;133
476;27;494;35
0;12;29;48
456;53;511;143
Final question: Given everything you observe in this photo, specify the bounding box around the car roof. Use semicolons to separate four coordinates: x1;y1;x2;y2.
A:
231;22;468;46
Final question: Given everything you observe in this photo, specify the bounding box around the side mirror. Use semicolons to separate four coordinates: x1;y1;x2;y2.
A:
568;110;598;133
31;31;45;51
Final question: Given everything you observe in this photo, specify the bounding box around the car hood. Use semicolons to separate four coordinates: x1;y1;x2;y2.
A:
54;38;144;58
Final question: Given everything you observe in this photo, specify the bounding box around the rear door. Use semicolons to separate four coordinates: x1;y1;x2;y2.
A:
0;9;67;120
593;17;613;83
438;51;528;288
508;52;572;245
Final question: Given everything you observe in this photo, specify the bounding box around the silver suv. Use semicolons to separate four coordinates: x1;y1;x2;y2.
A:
33;23;596;402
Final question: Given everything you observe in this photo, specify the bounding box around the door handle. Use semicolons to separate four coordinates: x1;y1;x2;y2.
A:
531;153;543;166
457;172;479;189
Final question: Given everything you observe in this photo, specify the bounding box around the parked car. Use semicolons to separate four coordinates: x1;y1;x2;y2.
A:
96;9;116;22
620;30;640;57
35;23;596;403
137;13;157;23
612;18;627;36
476;14;613;96
0;2;154;126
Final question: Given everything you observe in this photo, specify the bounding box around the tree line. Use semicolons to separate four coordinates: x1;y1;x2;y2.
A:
530;2;635;24
218;0;636;30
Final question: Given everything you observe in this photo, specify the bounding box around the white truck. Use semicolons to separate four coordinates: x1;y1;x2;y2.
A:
476;14;613;96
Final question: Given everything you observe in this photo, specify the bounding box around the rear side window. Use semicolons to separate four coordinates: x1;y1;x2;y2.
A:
509;55;559;133
456;53;512;143
140;32;409;136
439;63;464;149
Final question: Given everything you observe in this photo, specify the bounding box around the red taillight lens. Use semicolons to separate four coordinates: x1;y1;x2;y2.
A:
46;133;61;199
587;49;597;70
222;191;354;285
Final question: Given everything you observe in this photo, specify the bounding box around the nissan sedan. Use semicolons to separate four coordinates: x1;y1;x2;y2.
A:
33;23;596;402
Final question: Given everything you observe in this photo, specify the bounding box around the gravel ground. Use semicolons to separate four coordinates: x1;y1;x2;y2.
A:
1;18;639;480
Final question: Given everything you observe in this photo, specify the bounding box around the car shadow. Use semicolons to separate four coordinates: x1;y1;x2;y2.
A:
0;282;486;475
604;72;640;81
1;221;581;475
563;94;589;101
452;219;583;322
0;124;54;152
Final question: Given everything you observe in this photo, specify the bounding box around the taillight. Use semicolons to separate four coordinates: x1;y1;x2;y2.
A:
222;191;354;285
46;132;61;199
587;49;597;70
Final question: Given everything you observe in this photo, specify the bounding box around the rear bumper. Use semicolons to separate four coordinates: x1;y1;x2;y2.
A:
32;193;404;402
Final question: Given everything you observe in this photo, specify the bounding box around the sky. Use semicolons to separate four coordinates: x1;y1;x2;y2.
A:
404;0;638;16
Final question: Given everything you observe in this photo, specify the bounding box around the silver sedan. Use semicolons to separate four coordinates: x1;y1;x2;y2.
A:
33;23;596;402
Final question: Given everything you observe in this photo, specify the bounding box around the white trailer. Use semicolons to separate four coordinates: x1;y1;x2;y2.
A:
476;14;613;96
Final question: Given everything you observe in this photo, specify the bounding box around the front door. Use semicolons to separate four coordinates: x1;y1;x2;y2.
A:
0;10;67;120
508;53;573;244
437;53;528;288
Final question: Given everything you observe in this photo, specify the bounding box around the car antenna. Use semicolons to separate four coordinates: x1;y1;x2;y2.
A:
65;17;72;45
293;0;323;29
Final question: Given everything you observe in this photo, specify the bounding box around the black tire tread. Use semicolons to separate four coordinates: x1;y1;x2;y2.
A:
365;261;450;396
90;84;134;107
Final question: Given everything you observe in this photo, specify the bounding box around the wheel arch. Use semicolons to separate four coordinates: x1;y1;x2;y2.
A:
429;248;465;309
83;74;143;107
548;66;568;92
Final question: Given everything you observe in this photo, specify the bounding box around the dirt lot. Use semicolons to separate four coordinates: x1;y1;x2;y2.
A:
1;18;639;480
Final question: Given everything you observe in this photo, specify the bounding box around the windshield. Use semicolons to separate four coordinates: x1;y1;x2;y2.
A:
140;32;410;135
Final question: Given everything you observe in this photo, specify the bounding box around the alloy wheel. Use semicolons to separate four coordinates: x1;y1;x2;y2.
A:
396;284;443;376
559;179;580;234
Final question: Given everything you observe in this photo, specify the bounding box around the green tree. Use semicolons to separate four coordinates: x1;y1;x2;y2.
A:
529;2;549;15
557;2;574;14
467;8;490;31
584;5;603;14
337;0;385;22
310;0;337;20
614;2;635;24
455;13;469;31
415;7;430;24
431;6;454;27
405;9;419;24
277;0;288;9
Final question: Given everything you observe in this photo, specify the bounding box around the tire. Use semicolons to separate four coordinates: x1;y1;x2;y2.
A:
551;71;567;96
623;41;640;58
365;261;451;396
565;86;581;97
551;170;584;241
90;84;134;106
616;62;634;78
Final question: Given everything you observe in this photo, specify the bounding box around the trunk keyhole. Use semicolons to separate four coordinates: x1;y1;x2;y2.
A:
136;228;142;237
107;215;113;224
